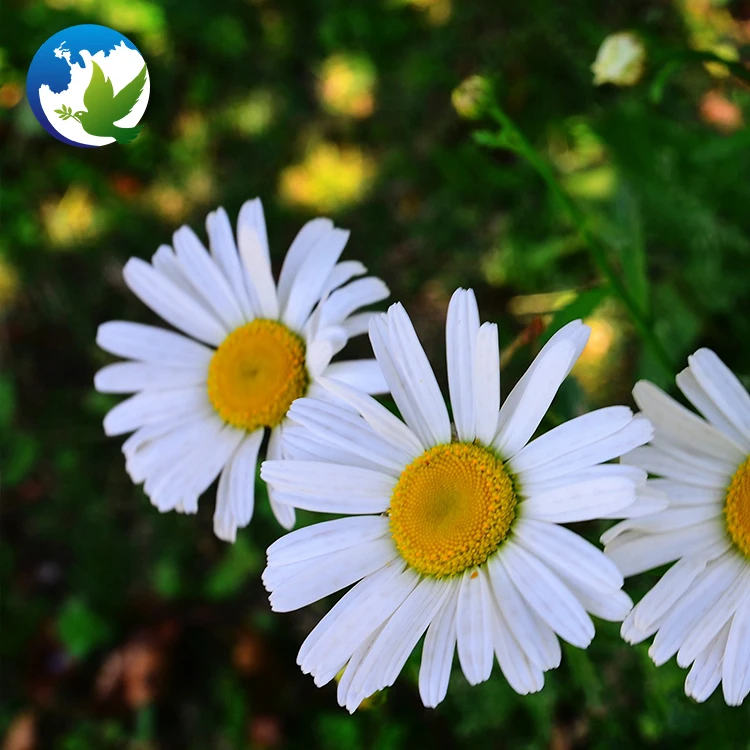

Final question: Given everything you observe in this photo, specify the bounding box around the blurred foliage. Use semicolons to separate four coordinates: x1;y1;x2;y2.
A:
3;0;750;748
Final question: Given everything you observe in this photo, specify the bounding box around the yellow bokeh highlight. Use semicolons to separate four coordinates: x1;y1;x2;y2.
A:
0;256;20;311
677;0;742;78
41;185;102;249
279;142;376;213
223;90;277;137
43;0;167;54
317;53;376;119
399;0;452;25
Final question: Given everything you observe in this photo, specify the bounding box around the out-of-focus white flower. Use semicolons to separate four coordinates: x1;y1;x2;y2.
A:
592;32;646;87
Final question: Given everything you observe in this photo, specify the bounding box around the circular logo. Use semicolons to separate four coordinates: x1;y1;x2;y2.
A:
27;24;149;148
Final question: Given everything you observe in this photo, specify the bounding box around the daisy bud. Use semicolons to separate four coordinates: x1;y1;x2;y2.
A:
451;75;492;120
591;32;646;87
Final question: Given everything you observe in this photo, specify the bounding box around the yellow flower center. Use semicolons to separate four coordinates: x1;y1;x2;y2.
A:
389;442;517;578
725;456;750;558
207;319;309;431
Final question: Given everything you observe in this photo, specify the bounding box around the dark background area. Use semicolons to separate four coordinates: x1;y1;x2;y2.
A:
2;0;750;747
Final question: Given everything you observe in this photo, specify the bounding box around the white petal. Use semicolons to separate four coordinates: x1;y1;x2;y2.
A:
237;200;279;320
521;463;646;495
628;547;726;635
268;537;399;612
146;421;244;514
151;244;202;298
456;568;495;685
318;277;389;330
510;406;637;476
342;312;377;338
520;474;637;523
122;258;227;346
487;554;561;671
287;398;412;475
368;309;451;448
474;322;501;446
344;577;453;703
493;322;590;458
282;423;388;473
722;591;750;705
601;506;721;543
298;561;404;672
685;622;729;703
419;580;460;708
633;379;746;464
605;520;726;577
172;225;245;331
124;410;217;481
493;340;580;459
318;376;424;458
321;260;367;298
500;541;594;648
97;321;214;368
300;563;418;680
563;581;632;622
646;479;724;508
213;429;263;542
621;445;729;488
283;228;350;332
604;484;668;519
649;554;744;666
323;360;387;395
206;206;255;320
260;460;395;514
446;289;480;442
277;217;334;312
677;566;750;669
688;348;750;444
95;362;207;393
651;434;739;480
516;414;653;485
266;424;296;530
103;386;211;436
513;518;623;593
122;409;212;462
491;598;545;694
677;366;749;449
336;626;384;712
267;516;390;566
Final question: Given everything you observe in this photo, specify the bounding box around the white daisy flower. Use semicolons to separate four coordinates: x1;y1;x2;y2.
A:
95;199;389;542
260;288;655;711
604;349;750;706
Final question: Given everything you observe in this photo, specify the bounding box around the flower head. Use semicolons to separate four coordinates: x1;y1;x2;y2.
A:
592;31;646;87
96;199;388;541
605;349;750;706
451;75;492;120
261;288;654;710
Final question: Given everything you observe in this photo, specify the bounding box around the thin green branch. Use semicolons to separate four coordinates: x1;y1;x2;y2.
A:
484;101;674;377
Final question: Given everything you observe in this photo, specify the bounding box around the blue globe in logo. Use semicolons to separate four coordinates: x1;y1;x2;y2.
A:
27;24;150;148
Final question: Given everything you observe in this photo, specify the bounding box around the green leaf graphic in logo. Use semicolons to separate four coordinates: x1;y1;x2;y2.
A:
57;60;147;144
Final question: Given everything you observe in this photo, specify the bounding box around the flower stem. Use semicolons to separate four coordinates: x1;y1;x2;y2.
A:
485;101;674;378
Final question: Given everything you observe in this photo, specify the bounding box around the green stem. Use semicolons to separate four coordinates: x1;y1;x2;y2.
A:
486;102;674;377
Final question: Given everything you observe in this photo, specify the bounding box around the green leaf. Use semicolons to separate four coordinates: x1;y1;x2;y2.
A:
3;433;38;486
615;183;649;314
540;286;609;344
57;598;112;659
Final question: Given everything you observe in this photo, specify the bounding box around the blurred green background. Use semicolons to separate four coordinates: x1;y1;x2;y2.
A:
3;0;750;747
